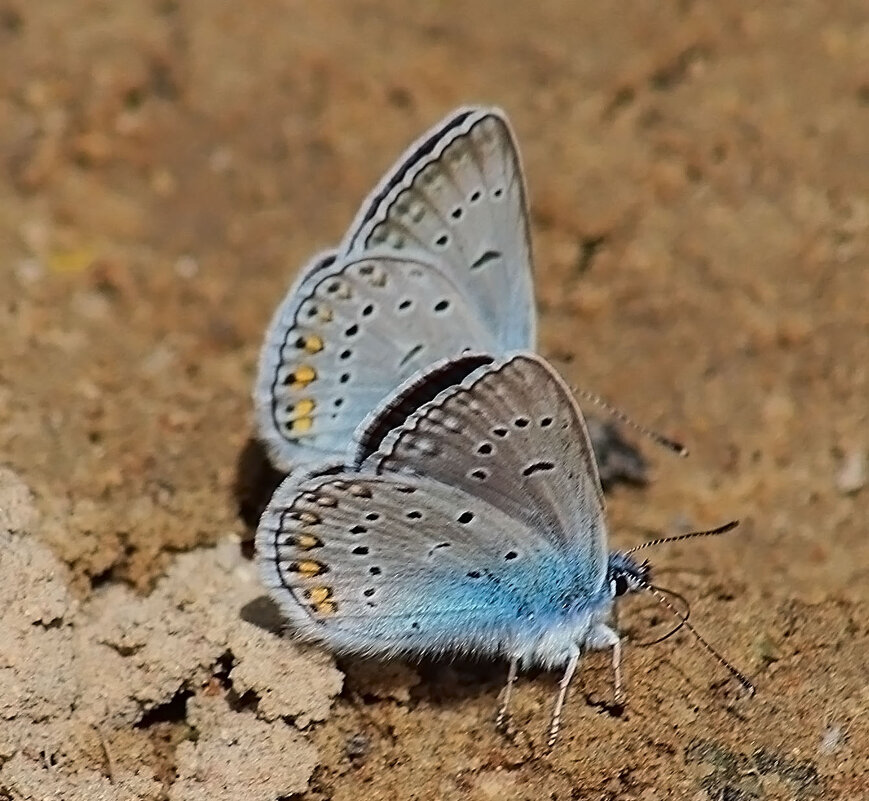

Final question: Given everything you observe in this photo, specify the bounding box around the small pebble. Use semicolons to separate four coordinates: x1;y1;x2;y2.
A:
818;725;843;755
835;450;866;495
345;732;370;761
15;258;45;285
174;255;199;279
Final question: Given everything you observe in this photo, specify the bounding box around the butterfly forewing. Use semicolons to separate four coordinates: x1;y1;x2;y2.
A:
341;107;477;246
340;107;535;351
257;469;582;660
370;354;607;567
254;252;497;470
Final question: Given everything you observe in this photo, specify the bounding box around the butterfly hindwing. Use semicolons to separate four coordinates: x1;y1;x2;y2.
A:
254;251;497;470
257;468;578;660
255;250;336;468
340;107;535;351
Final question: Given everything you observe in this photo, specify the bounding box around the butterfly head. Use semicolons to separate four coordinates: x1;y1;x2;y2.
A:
606;551;651;598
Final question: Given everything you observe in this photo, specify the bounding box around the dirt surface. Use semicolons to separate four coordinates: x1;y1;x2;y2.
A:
1;1;867;799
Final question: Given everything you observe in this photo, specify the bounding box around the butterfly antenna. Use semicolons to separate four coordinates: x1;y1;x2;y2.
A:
570;386;688;457
643;581;756;695
625;520;739;556
634;585;690;647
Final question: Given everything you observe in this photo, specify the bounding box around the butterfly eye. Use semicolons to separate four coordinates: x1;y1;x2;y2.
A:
613;574;630;597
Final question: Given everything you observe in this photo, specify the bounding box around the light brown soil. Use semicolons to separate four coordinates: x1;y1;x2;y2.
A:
1;1;866;799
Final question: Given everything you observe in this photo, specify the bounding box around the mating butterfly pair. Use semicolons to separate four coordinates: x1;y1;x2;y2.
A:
252;107;751;745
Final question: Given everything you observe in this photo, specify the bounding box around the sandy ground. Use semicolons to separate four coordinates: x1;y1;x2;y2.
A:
1;1;867;799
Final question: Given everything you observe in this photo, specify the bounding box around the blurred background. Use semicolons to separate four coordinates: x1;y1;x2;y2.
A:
1;2;866;799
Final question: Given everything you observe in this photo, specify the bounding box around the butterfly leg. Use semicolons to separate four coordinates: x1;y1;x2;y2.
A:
588;623;623;706
547;645;580;748
609;638;624;705
496;656;519;729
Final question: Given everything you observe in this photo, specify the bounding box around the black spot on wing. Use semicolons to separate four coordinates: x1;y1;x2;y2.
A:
398;344;425;368
522;461;555;477
470;250;501;271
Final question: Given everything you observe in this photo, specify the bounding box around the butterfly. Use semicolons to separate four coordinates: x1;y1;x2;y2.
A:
252;106;648;487
257;352;751;745
254;107;535;472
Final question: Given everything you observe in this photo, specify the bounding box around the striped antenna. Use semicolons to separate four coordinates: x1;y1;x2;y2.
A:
625;520;739;556
570;385;688;457
643;581;756;696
